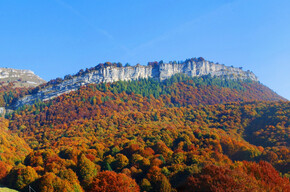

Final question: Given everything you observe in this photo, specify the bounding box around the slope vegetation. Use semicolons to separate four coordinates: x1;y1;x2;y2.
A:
1;75;289;191
0;118;31;184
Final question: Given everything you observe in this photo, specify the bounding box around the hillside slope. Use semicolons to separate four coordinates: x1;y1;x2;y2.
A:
0;118;31;185
2;75;289;191
8;75;284;148
0;118;31;165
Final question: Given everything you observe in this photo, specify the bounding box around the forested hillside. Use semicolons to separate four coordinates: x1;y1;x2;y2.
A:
0;118;31;183
0;75;289;191
0;83;31;107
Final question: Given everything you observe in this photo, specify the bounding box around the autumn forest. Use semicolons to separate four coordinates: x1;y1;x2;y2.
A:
0;74;289;191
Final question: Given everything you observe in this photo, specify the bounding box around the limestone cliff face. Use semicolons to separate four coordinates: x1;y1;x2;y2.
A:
14;59;258;108
0;68;46;87
158;61;257;81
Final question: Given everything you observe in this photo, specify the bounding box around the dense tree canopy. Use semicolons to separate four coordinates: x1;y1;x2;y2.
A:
0;75;289;191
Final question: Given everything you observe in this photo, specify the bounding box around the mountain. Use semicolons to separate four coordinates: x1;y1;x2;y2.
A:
1;58;289;191
0;68;45;88
13;58;260;108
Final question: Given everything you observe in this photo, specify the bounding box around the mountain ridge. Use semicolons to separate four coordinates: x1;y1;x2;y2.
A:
13;57;259;108
1;59;289;191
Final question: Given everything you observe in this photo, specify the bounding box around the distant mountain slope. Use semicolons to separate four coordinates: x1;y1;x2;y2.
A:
0;68;45;88
13;57;260;108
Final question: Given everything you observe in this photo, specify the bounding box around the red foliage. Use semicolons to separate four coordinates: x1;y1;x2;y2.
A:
179;162;290;192
179;165;257;192
243;161;290;191
88;171;140;192
0;161;9;181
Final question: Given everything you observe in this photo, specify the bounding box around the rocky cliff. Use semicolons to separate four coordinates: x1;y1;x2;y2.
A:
13;58;258;108
0;68;46;87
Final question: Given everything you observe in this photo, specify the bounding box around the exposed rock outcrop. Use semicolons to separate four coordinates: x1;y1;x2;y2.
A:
0;68;46;87
13;58;258;108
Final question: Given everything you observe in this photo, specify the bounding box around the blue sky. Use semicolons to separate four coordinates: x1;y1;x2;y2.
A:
0;0;289;99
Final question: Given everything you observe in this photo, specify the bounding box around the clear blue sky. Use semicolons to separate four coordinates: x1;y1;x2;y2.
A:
0;0;289;100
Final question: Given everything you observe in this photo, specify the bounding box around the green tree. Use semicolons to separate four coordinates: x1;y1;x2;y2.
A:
77;154;98;183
